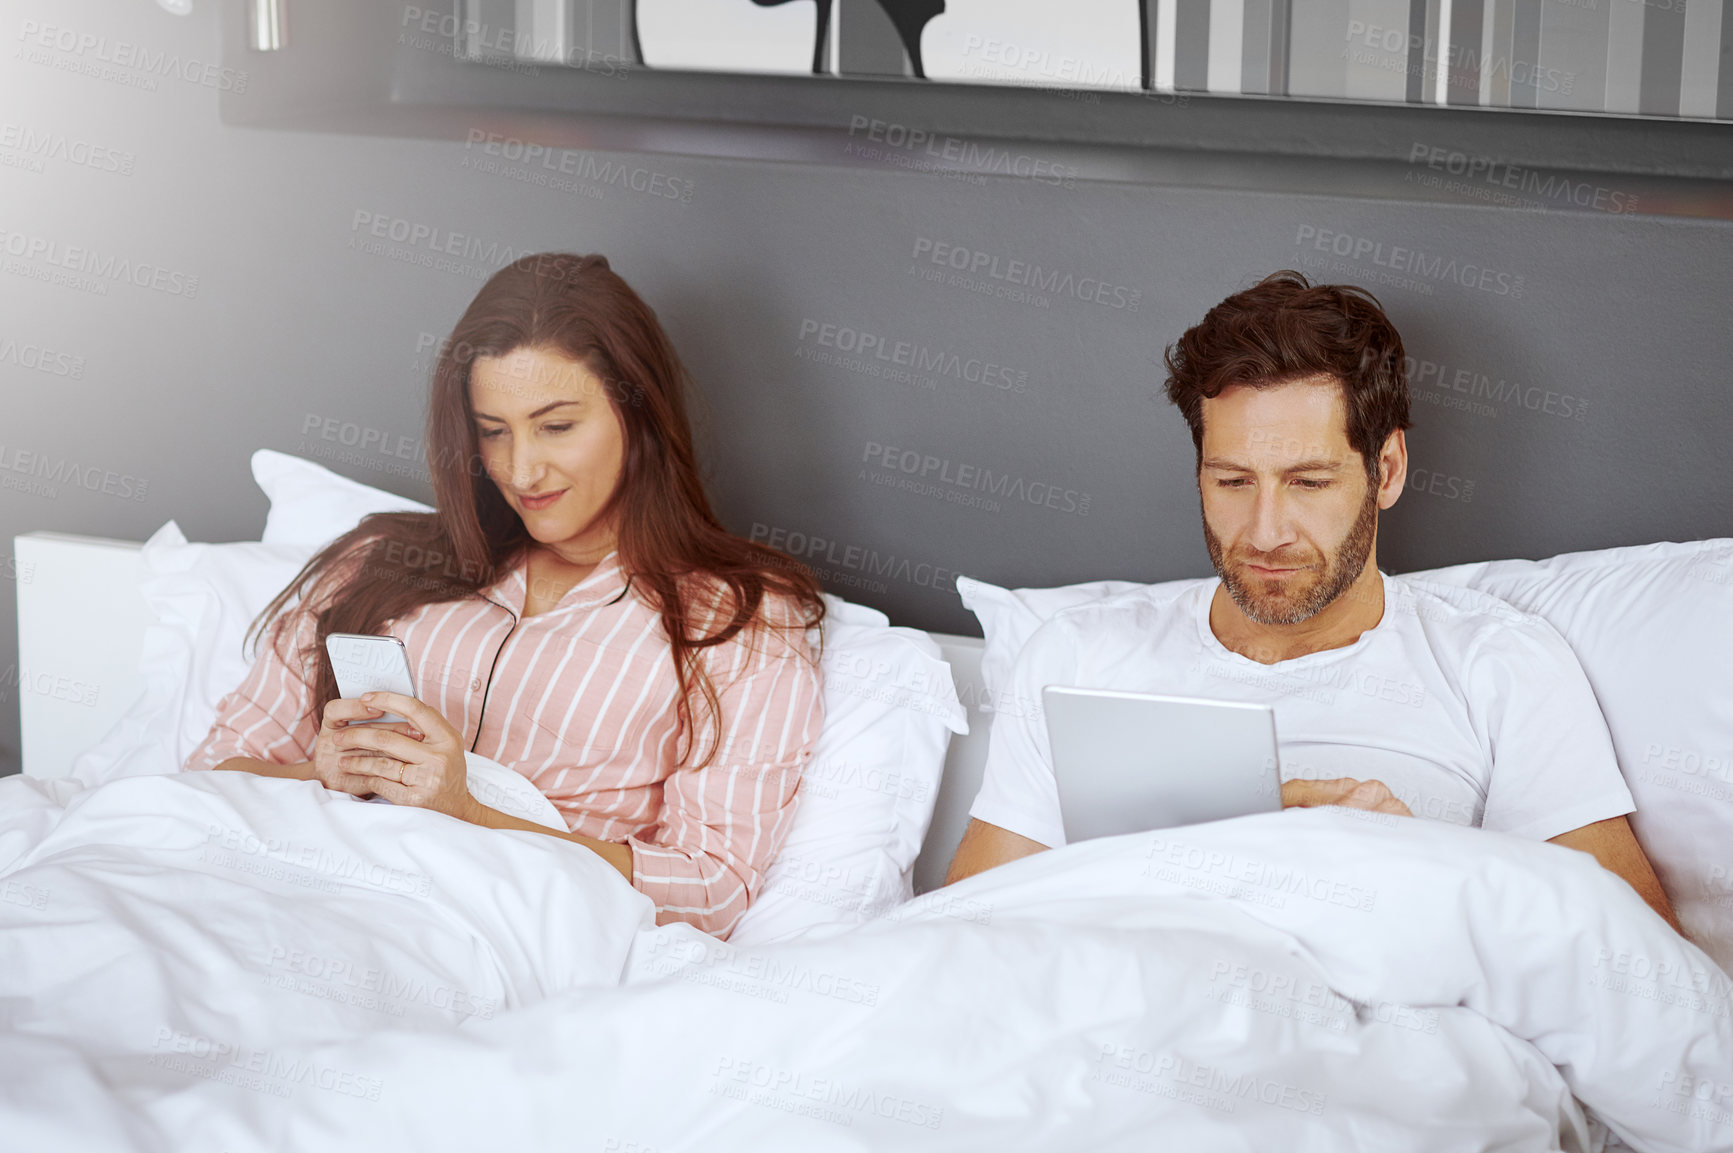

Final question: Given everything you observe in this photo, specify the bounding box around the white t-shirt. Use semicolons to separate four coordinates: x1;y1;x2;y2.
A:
970;572;1634;849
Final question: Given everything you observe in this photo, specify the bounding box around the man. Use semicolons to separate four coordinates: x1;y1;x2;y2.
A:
945;271;1678;929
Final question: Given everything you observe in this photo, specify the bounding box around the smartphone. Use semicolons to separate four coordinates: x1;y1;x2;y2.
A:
325;633;418;725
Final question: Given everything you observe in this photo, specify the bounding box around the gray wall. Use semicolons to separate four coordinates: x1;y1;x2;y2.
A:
3;0;1730;775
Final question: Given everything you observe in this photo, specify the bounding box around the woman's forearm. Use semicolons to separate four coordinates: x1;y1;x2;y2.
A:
461;800;634;882
210;757;318;781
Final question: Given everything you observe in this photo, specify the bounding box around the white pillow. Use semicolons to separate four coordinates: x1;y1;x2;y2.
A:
253;448;432;546
956;573;1208;716
458;752;570;829
729;596;968;946
70;521;316;785
80;441;438;780
1414;540;1733;970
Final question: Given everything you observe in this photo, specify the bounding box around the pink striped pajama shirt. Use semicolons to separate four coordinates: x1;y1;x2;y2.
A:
184;549;824;937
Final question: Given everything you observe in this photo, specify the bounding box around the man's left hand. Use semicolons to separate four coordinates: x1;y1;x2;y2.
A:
1282;777;1413;817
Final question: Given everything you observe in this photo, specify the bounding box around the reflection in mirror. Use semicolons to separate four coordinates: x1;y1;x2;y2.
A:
457;0;1732;121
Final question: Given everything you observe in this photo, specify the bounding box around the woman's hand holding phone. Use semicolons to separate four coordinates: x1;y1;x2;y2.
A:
324;692;477;821
310;697;425;796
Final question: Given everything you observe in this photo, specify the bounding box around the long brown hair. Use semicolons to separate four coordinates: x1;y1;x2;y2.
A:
250;252;825;766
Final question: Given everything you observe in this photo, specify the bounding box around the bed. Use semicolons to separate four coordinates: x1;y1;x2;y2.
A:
3;452;1730;1153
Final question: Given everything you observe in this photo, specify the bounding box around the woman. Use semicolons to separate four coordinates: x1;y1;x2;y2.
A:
187;252;826;938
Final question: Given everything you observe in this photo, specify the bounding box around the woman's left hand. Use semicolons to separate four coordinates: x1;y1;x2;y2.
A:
331;692;478;822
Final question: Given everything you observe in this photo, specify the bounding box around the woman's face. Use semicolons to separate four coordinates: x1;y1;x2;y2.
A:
468;346;627;559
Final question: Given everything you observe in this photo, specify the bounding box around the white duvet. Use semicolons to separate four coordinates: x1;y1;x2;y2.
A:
0;770;1728;1153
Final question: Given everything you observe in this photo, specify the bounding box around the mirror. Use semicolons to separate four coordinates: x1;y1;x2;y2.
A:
455;0;1729;121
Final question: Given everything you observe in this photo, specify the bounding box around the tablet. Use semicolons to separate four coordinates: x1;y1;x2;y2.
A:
1042;685;1282;842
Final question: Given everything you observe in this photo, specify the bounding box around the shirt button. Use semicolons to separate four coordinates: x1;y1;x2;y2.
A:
471;679;481;691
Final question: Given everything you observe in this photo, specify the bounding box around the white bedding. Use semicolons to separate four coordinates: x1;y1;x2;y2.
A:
0;770;1728;1152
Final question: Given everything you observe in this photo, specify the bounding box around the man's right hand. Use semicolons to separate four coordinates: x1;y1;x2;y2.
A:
1281;777;1413;817
945;819;1051;885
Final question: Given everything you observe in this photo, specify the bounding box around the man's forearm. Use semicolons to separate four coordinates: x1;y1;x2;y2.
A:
1613;862;1680;933
1549;817;1681;933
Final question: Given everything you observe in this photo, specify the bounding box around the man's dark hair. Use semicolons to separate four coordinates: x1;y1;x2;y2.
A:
1163;270;1412;481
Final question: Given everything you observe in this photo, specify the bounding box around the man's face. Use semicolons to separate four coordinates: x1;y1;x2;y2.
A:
1197;376;1381;626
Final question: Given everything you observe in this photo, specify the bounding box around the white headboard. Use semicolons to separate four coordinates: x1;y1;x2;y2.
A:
11;531;990;894
13;533;153;779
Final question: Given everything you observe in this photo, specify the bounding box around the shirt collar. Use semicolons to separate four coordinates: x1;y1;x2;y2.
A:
1193;569;1391;667
482;549;629;617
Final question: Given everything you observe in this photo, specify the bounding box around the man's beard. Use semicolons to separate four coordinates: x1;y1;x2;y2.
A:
1203;482;1379;626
